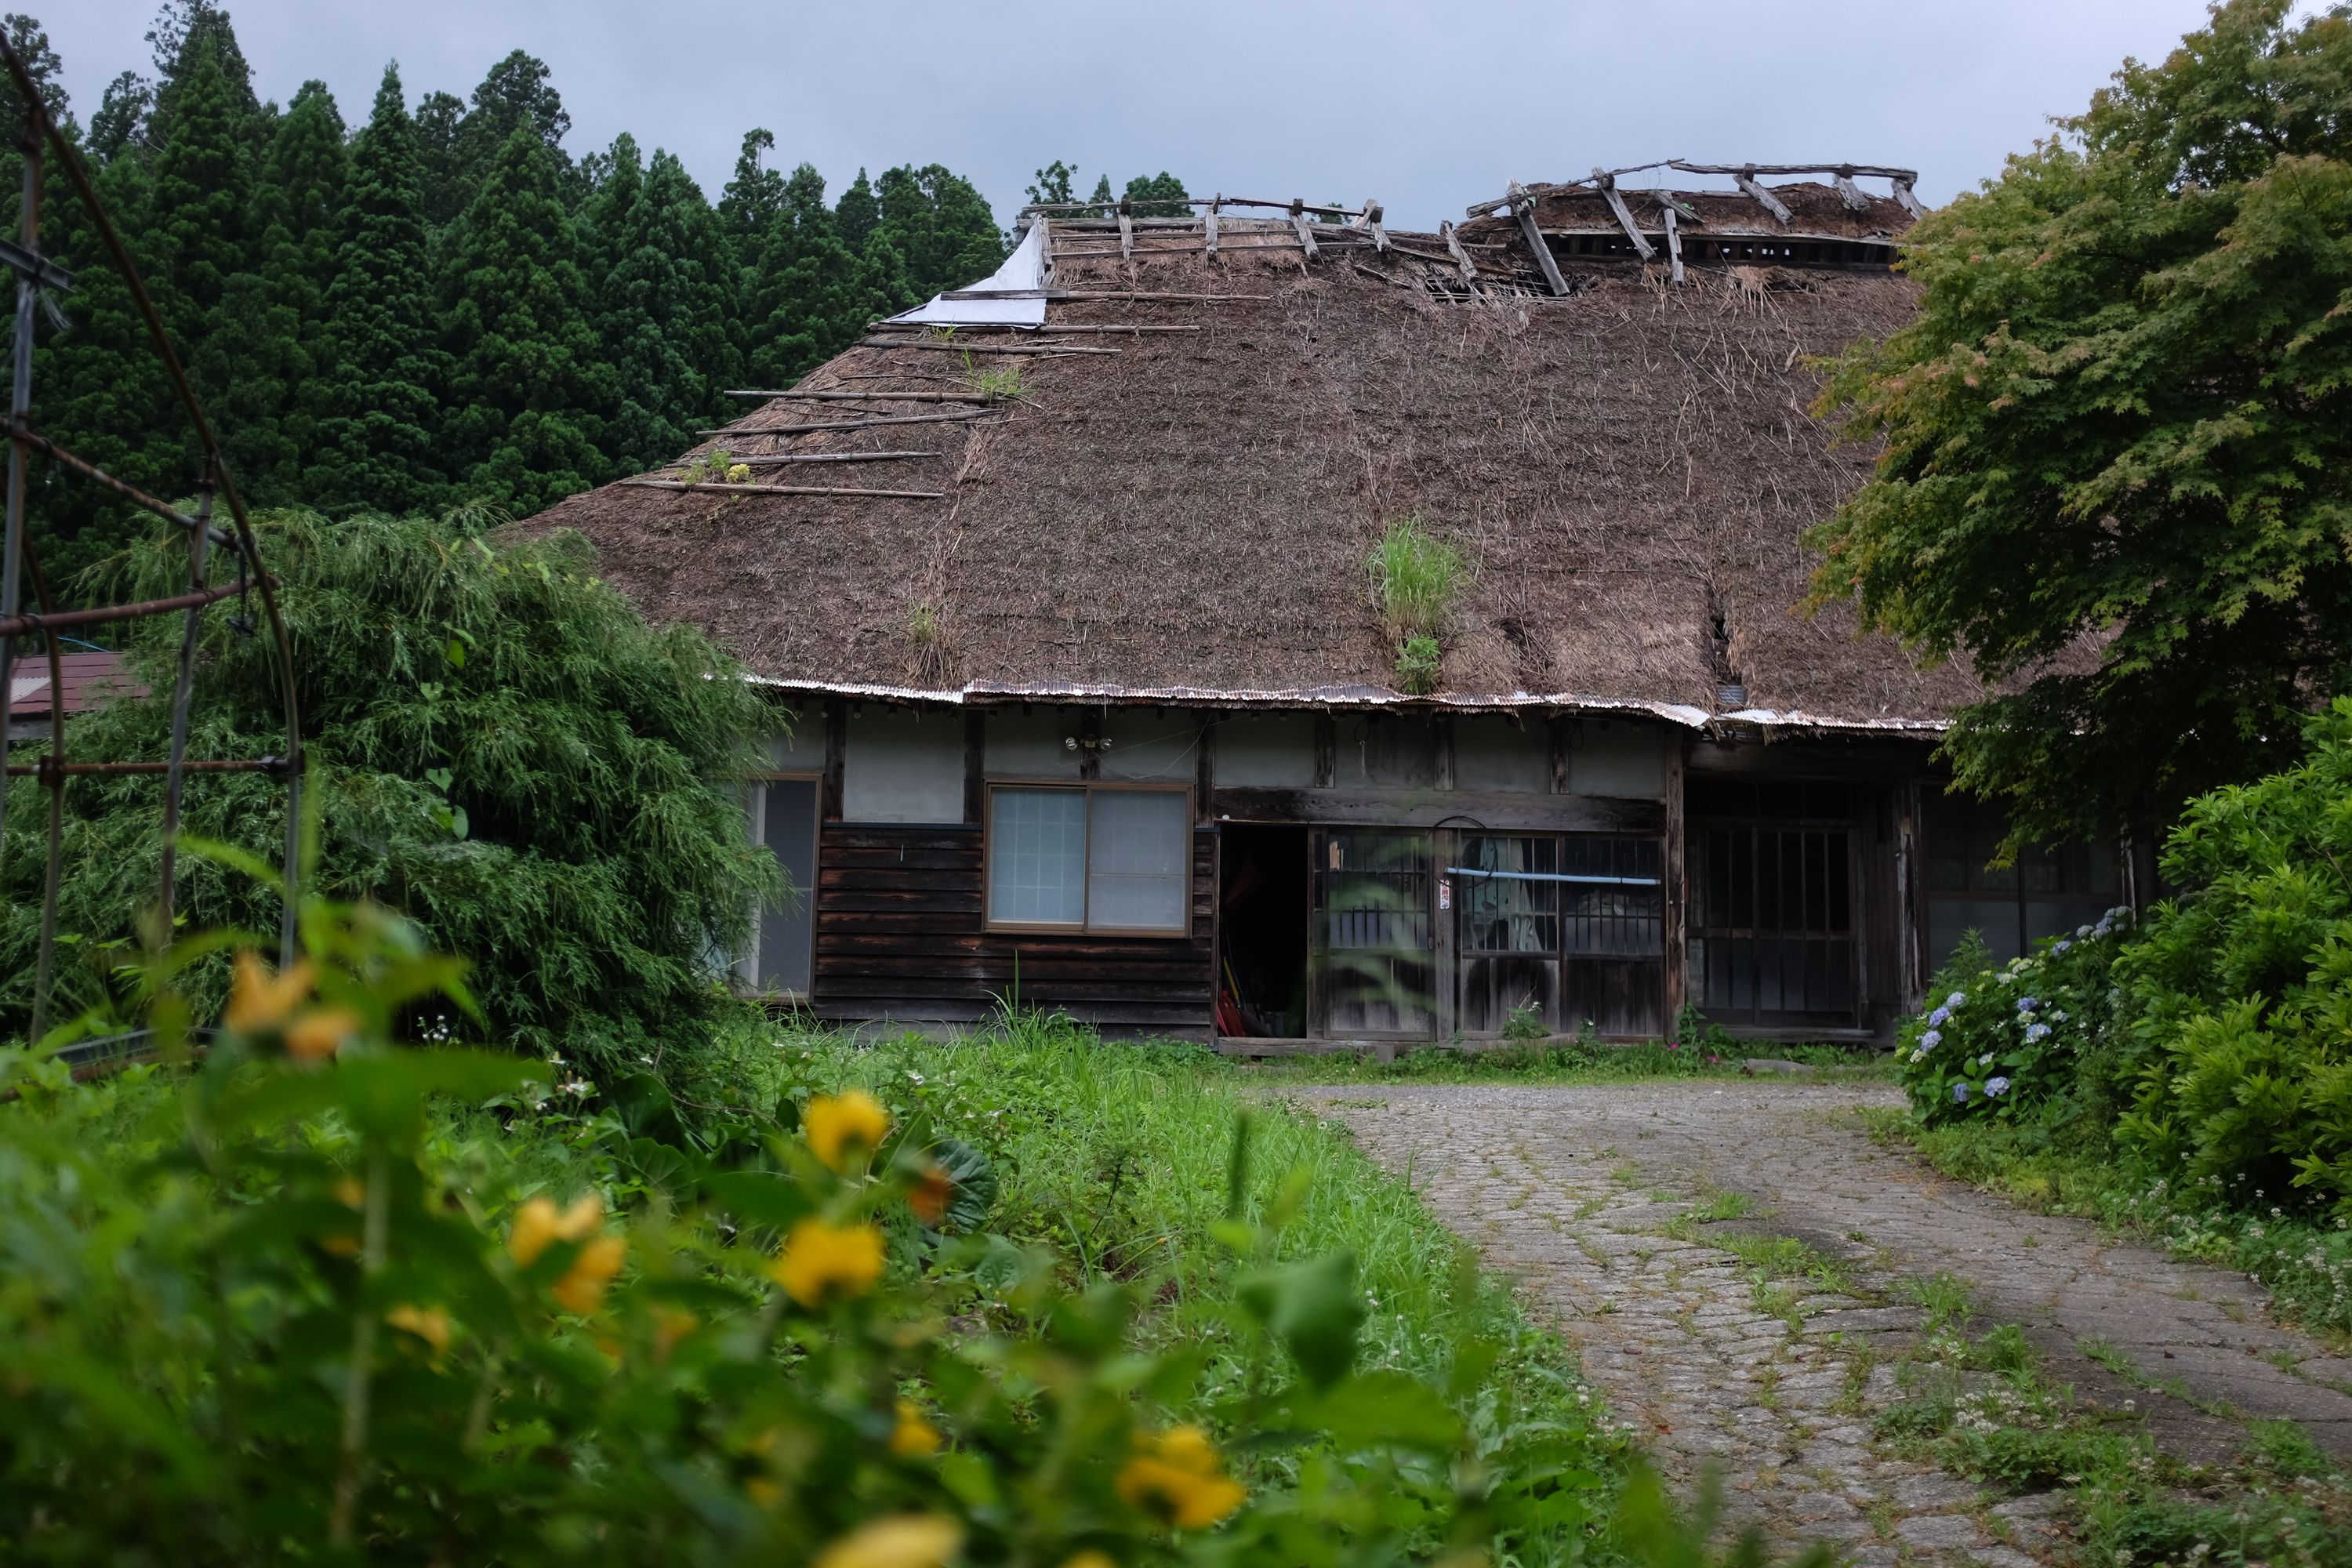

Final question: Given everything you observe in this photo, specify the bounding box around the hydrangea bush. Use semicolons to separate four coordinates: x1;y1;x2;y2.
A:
1897;909;2136;1124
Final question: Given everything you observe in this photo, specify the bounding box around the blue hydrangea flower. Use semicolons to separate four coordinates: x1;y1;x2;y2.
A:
1986;1076;2011;1097
2053;940;2073;955
1928;1007;1951;1027
1946;991;1967;1008
1978;1053;1995;1069
2077;924;2094;939
2025;1023;2052;1043
1952;1082;1972;1104
1920;1029;1943;1048
2017;995;2040;1013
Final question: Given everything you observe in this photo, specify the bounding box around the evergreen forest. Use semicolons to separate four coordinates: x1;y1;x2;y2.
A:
2;4;1182;594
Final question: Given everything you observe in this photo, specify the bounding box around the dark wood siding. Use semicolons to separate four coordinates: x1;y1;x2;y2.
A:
811;823;1218;1037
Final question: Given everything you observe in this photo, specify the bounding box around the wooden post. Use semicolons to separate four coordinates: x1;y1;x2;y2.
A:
1733;165;1793;225
1660;204;1685;285
1895;779;1926;1009
1289;198;1319;259
1592;169;1657;261
1831;167;1871;213
1440;220;1481;289
1312;712;1337;789
1204;192;1221;257
1508;180;1570;297
1891;176;1927;221
1661;732;1688;1031
1117;196;1134;262
1079;708;1102;781
963;709;985;826
1356;198;1388;252
1433;714;1455;790
1547;715;1570;794
1196;710;1218;823
822;701;847;822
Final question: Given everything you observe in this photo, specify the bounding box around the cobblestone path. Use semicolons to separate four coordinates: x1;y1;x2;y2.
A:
1294;1080;2352;1566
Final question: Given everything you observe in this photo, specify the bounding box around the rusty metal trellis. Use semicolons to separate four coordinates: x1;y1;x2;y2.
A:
0;26;303;1043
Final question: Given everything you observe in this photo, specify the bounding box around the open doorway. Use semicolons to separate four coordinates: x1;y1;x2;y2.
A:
1218;824;1308;1036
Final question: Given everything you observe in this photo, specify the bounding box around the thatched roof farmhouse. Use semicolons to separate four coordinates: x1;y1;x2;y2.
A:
528;164;2120;1047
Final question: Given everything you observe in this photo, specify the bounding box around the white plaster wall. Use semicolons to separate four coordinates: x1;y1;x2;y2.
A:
985;708;1083;780
760;703;815;772
1453;715;1548;793
1335;713;1436;789
1211;712;1316;788
1101;712;1207;783
842;707;964;822
1569;719;1668;799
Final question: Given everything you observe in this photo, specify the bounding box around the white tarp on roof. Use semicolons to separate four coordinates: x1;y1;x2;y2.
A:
884;220;1048;328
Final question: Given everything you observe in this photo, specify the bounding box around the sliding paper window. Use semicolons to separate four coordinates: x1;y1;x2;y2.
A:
987;785;1190;933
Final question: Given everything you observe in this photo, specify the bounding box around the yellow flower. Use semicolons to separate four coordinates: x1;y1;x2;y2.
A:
224;952;313;1035
767;1218;886;1308
725;463;750;483
812;1515;963;1568
1116;1425;1246;1531
552;1233;626;1314
509;1193;603;1266
384;1304;452;1356
889;1398;941;1457
510;1193;625;1313
804;1091;891;1173
283;1007;361;1061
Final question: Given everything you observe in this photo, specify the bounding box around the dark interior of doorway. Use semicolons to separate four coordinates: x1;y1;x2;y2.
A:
1219;824;1308;1036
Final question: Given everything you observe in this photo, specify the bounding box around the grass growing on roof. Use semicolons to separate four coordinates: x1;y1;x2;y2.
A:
1367;515;1465;640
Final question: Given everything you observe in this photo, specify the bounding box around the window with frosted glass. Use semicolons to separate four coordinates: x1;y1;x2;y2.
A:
1087;789;1188;931
988;788;1087;925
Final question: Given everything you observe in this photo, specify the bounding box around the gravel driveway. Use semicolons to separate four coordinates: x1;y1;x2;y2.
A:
1291;1080;2352;1565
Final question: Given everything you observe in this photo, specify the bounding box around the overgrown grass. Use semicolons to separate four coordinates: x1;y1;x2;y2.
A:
1871;1312;2352;1567
1860;1108;2352;1342
1238;1039;1890;1087
1367;515;1466;645
729;1009;1635;1563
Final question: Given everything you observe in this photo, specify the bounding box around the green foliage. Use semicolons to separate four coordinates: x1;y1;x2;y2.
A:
964;357;1028;401
581;139;743;475
1124;170;1192;218
1396;634;1443;695
437;126;611;514
313;64;448;515
1896;911;2136;1123
1369;517;1465;695
1809;0;2352;853
0;510;780;1072
2113;697;2352;1216
1369;515;1465;644
13;9;1008;566
1503;1001;1549;1043
0;897;1755;1568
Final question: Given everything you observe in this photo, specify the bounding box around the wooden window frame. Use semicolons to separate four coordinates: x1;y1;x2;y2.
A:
982;779;1194;938
740;770;823;998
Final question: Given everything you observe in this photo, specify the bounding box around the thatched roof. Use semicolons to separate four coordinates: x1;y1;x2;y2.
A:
528;177;1988;732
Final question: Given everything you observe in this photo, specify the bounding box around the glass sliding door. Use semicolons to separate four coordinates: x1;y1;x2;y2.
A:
743;777;818;998
1457;834;1664;1038
1312;830;1434;1036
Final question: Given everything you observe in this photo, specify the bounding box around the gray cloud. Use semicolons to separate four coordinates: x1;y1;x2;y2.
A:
47;0;2239;230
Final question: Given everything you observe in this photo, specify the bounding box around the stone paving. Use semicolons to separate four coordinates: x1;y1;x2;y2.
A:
1292;1080;2352;1566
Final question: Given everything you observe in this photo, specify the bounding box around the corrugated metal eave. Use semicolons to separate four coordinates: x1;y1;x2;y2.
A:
730;674;1950;736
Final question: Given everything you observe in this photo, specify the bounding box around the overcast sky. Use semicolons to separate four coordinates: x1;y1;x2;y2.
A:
43;1;2268;230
